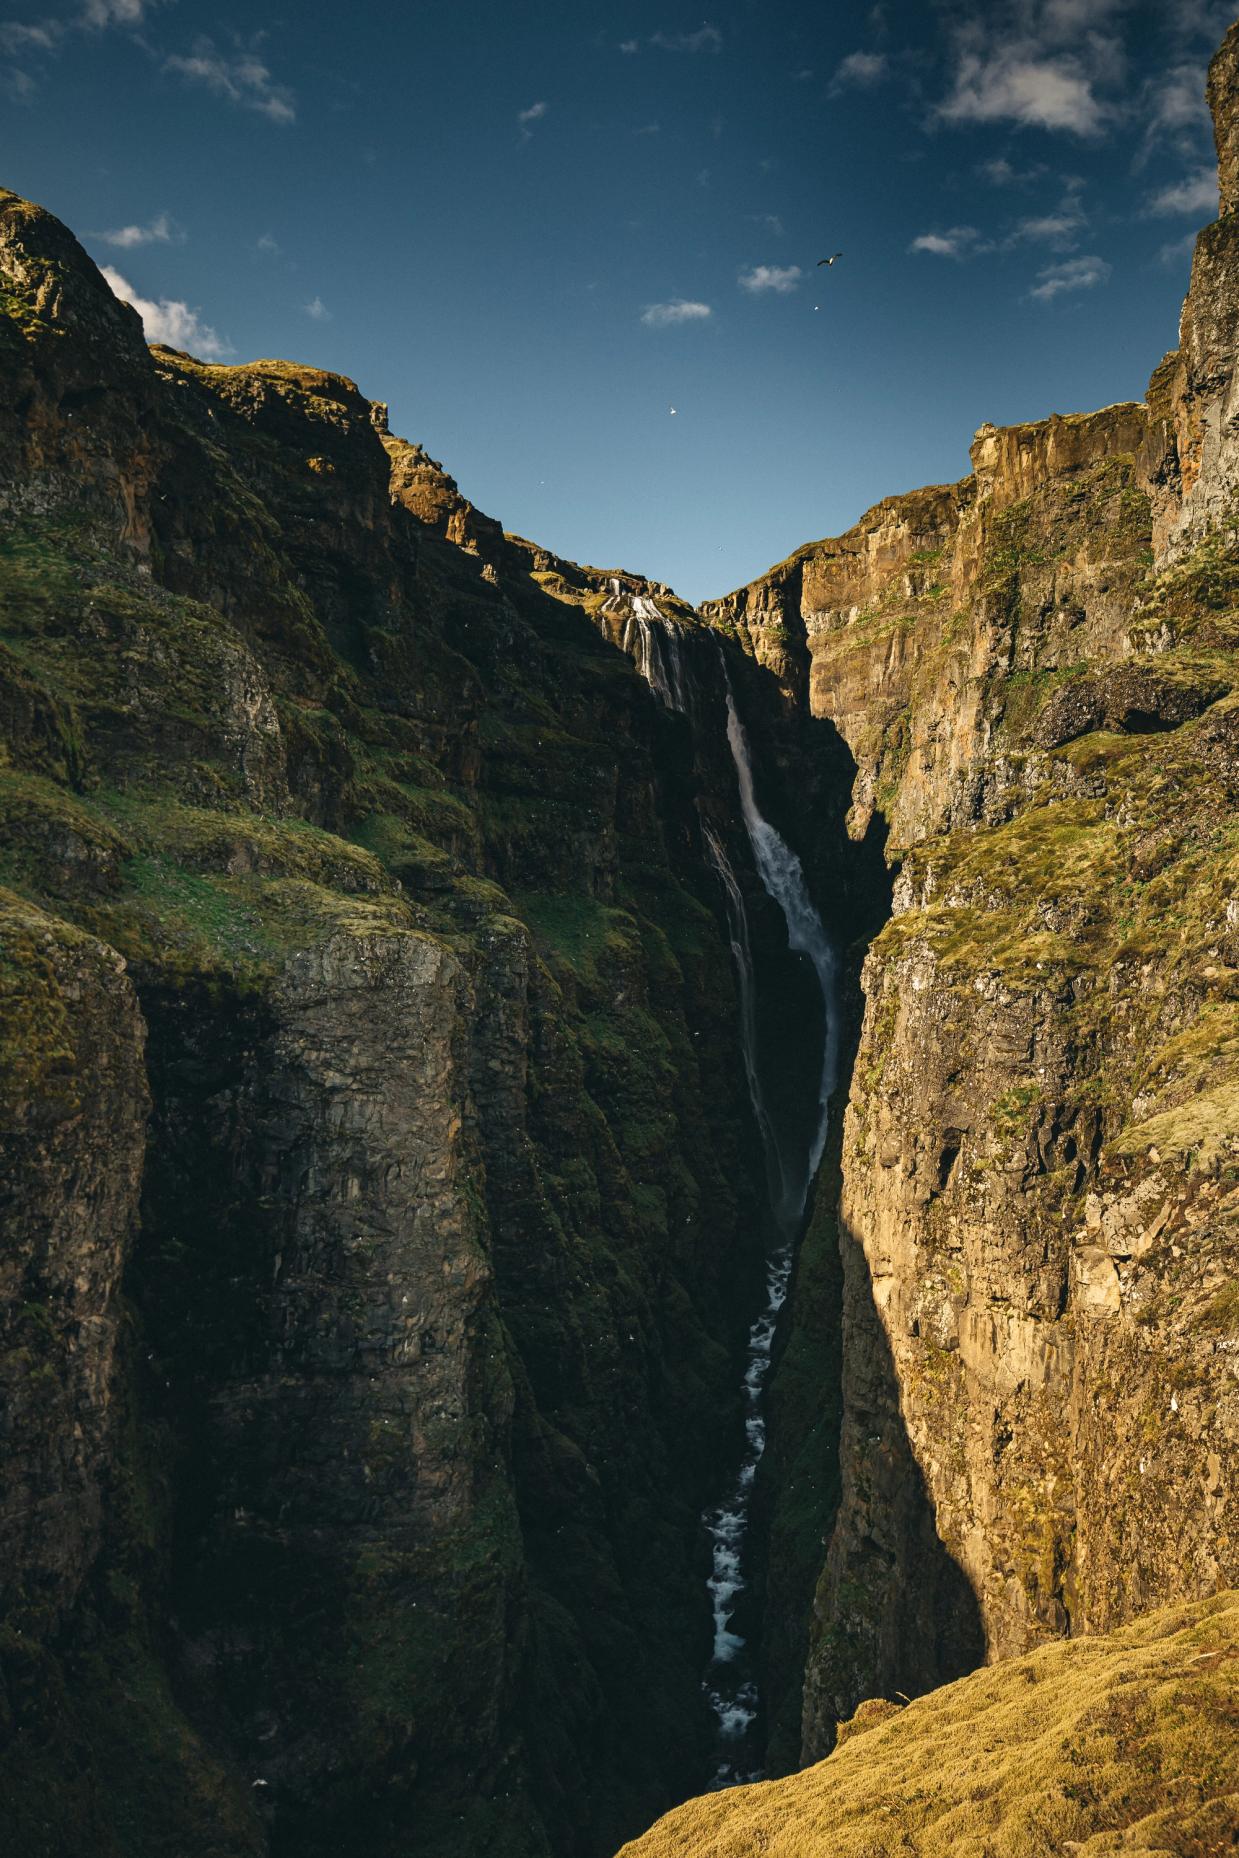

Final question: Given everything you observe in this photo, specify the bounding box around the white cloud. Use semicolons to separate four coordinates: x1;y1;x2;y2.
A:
164;38;295;123
0;0;155;91
934;2;1132;138
256;232;281;256
100;264;229;357
304;296;331;321
1146;166;1218;215
738;263;802;293
977;155;1048;186
1146;59;1211;134
0;21;62;53
518;99;547;124
81;0;152;23
97;210;178;248
1012;205;1087;248
651;24;722;52
940;49;1109;134
1029;252;1111;299
619;37;639;52
829;49;887;93
634;120;660;135
641;298;713;326
910;225;979;258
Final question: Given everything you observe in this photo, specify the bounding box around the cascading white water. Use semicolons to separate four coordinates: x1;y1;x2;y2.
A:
603;584;692;714
615;600;839;1785
724;674;840;1218
698;665;839;1783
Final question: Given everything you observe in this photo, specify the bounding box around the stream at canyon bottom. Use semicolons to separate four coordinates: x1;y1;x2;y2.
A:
606;590;840;1786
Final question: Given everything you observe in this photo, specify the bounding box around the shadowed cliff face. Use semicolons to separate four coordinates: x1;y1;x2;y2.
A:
705;20;1239;1762
0;187;796;1857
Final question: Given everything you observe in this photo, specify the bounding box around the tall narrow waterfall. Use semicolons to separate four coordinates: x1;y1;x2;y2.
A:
698;666;838;1784
613;596;839;1785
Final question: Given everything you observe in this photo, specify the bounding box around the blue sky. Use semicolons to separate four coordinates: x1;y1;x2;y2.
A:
1;0;1232;600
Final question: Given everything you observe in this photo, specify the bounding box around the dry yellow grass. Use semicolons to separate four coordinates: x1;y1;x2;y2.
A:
617;1593;1239;1857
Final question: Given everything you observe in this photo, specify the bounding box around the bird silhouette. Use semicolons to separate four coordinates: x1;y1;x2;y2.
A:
817;252;842;267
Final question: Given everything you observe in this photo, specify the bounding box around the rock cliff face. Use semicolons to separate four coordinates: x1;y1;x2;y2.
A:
0;188;787;1857
705;19;1239;1763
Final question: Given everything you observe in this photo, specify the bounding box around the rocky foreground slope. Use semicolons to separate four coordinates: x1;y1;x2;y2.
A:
1;19;1238;1858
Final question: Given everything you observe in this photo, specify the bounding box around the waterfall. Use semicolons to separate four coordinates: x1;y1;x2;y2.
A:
613;599;838;1786
723;674;840;1225
699;661;838;1783
603;584;692;714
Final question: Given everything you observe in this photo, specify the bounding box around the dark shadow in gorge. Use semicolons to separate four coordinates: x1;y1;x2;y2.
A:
710;640;985;1774
802;1202;988;1751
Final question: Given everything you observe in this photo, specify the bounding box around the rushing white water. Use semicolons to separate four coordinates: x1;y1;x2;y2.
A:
614;603;839;1785
702;665;839;1783
723;673;841;1222
601;582;693;714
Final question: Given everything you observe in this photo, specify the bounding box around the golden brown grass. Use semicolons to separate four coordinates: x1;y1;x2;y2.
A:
617;1593;1239;1857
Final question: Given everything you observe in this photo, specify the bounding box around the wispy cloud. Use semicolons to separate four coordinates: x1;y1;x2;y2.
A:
96;210;180;248
651;23;722;52
256;231;281;256
304;295;331;321
1029;252;1111;300
518;98;547;140
750;212;785;236
1011;203;1087;248
1156;229;1197;266
164;37;295;123
82;0;153;22
1143;59;1211;140
1146;165;1218;215
641;297;712;326
977;155;1048;186
619;37;639;53
634;120;660;135
100;264;229;357
738;263;802;293
1;0;159;94
910;225;980;258
828;49;887;94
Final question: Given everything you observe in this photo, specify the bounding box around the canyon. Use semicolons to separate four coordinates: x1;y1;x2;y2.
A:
2;18;1238;1858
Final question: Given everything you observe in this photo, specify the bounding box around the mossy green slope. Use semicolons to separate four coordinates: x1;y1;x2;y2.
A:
617;1591;1239;1858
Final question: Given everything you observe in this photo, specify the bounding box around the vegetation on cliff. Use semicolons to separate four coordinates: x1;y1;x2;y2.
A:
618;1591;1239;1858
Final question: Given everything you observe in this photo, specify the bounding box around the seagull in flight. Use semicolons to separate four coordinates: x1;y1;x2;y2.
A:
817;252;842;267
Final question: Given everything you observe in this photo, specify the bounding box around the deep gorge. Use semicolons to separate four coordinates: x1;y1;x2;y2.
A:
2;18;1239;1855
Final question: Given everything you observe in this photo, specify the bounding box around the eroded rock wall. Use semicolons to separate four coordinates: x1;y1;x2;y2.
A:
710;30;1239;1758
0;188;766;1858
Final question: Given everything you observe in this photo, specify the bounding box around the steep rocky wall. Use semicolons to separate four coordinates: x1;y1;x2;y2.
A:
709;26;1239;1761
0;892;147;1630
0;189;774;1857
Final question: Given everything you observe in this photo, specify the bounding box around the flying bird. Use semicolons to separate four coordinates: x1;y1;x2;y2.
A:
817;252;842;267
670;406;677;415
